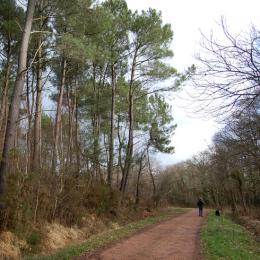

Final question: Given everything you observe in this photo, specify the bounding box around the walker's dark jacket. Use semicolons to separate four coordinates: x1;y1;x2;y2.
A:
197;200;204;209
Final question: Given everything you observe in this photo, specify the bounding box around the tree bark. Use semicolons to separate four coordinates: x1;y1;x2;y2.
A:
120;50;137;192
0;59;11;156
52;58;67;173
91;64;102;182
135;154;145;206
26;69;34;173
117;115;124;175
107;64;116;186
66;87;73;167
75;87;81;173
32;30;43;171
237;176;248;213
147;149;156;198
0;0;36;194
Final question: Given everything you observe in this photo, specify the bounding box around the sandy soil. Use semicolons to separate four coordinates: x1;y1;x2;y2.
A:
75;209;207;260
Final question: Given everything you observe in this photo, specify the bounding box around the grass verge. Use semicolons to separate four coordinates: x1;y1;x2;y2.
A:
201;211;260;260
24;207;188;260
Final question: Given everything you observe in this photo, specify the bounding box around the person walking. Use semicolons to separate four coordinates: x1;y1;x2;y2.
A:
197;198;204;217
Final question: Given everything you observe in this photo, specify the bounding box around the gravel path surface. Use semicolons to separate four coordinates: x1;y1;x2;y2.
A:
76;209;207;260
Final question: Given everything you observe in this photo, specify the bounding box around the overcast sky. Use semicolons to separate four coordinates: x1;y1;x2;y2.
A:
126;0;260;165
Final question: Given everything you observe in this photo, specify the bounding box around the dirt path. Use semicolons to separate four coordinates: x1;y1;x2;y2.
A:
76;209;207;260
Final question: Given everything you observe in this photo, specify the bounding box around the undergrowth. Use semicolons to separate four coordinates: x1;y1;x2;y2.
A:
24;207;188;260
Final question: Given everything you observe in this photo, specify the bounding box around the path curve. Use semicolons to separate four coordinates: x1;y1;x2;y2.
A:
76;209;206;260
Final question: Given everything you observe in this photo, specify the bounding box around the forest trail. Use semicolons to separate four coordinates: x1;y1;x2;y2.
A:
75;209;207;260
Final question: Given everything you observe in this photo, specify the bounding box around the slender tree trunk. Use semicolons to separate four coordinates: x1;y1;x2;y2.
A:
97;101;102;182
211;188;220;208
147;149;156;198
238;178;248;213
0;45;11;156
92;64;102;182
66;87;74;167
26;69;34;173
122;88;134;192
52;58;67;173
75;88;81;173
120;51;137;192
0;65;10;154
0;0;36;195
32;32;43;171
135;154;144;206
230;189;238;214
117;115;124;175
107;64;116;186
92;64;97;180
116;165;120;188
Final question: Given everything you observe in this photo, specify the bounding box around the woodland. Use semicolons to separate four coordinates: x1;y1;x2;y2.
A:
0;0;187;231
0;0;259;256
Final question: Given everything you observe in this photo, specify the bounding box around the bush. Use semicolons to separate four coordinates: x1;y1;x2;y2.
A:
84;183;120;215
0;170;123;230
26;229;42;253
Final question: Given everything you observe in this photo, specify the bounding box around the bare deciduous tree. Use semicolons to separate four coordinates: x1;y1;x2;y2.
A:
193;18;260;117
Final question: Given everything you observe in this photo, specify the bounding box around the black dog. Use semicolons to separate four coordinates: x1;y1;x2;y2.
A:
215;209;220;216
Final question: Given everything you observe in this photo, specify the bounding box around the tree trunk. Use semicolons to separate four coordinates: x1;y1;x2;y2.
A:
52;58;67;173
26;69;34;173
120;51;137;192
107;64;116;186
75;88;81;173
66;87;74;168
147;150;156;199
0;46;11;156
0;0;36;195
97;96;102;182
117;115;124;175
237;177;248;213
32;31;43;171
230;189;238;214
92;64;102;182
135;154;144;206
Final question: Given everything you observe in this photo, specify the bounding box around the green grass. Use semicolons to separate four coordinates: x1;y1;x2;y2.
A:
201;211;260;260
24;207;188;260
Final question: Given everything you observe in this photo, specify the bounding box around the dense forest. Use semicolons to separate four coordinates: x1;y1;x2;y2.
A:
0;0;259;257
0;0;188;230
